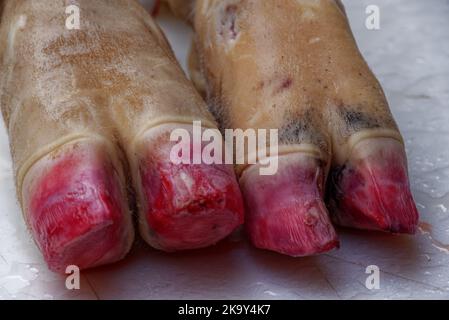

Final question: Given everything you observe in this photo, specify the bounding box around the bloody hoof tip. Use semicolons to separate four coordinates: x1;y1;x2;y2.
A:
240;153;339;257
328;138;419;235
24;142;133;273
139;159;244;251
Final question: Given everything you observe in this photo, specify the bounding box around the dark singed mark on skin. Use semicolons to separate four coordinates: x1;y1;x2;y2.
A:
206;95;232;133
340;107;381;133
326;164;346;200
325;165;344;219
279;112;310;144
279;109;328;153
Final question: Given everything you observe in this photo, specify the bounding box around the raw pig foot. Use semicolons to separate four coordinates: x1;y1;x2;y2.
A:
22;141;133;273
328;138;419;234
240;153;339;256
136;125;245;251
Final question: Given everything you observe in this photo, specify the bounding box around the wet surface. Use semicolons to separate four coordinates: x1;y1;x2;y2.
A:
0;0;448;299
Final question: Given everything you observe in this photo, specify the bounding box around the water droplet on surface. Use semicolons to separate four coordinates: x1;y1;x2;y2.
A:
264;290;279;297
436;204;448;213
417;203;426;209
419;222;449;254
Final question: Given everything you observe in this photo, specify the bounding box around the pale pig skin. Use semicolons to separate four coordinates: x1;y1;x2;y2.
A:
164;0;419;256
0;0;244;272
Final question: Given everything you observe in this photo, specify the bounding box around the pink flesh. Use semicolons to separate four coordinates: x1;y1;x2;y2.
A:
328;138;419;234
240;154;339;257
139;144;245;251
27;143;130;273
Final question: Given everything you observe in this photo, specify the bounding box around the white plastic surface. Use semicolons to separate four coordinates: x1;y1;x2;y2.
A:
1;0;448;299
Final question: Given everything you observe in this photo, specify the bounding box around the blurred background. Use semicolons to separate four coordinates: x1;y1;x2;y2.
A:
0;0;448;299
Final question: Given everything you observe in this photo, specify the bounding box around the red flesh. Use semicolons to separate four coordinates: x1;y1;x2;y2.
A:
27;143;130;273
139;143;244;251
240;154;339;256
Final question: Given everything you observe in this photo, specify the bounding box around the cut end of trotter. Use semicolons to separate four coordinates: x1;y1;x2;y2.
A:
25;142;133;273
138;136;244;251
240;154;339;257
328;138;419;234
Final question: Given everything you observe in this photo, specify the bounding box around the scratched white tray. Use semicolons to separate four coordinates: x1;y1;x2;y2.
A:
1;0;448;300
